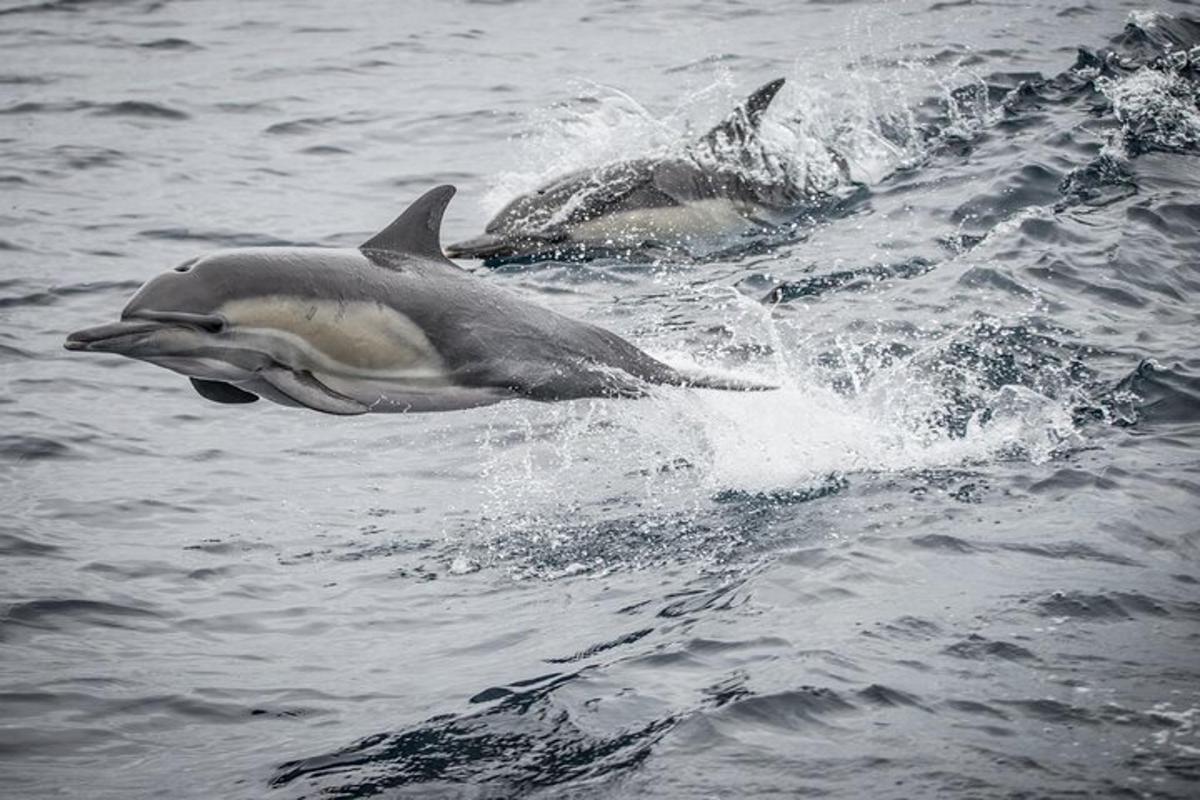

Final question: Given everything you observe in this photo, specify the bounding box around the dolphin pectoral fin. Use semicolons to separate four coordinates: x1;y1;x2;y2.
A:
189;378;259;405
258;368;369;415
360;185;456;263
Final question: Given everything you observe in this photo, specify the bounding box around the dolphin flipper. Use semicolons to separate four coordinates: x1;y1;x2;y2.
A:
189;378;259;404
257;368;369;415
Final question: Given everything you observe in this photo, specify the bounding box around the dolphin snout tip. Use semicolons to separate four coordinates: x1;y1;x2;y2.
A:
445;234;509;259
443;240;474;258
64;330;93;352
62;319;161;354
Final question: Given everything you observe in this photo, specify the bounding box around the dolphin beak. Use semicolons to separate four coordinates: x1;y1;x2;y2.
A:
64;319;168;353
65;312;225;353
445;234;511;259
446;233;574;264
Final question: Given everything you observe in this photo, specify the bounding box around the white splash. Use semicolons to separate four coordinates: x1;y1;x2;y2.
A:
1097;66;1200;154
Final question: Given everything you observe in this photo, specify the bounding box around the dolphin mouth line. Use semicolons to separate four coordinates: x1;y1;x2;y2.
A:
445;233;523;259
64;319;168;352
63;312;224;352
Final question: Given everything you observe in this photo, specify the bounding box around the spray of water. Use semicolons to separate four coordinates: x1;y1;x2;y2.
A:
458;290;1082;578
479;39;999;227
454;26;1110;576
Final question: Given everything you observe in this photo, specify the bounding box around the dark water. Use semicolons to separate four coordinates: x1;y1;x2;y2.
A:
4;1;1200;797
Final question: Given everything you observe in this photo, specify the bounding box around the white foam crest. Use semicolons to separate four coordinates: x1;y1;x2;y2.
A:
1128;9;1168;30
1097;66;1200;153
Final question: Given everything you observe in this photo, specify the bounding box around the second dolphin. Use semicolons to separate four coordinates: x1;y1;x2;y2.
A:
447;78;847;263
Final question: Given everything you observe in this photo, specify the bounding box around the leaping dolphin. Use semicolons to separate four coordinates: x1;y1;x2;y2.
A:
446;78;845;263
64;186;771;415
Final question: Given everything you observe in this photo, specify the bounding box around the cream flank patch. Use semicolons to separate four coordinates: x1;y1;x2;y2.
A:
567;199;756;244
219;296;446;377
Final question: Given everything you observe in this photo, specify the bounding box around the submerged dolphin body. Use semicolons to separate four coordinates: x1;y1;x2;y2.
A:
447;78;839;263
65;186;771;415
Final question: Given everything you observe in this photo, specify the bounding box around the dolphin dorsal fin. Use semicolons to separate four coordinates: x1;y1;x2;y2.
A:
699;77;786;148
360;184;456;260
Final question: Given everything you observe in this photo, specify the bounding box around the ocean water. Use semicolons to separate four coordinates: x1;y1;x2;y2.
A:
3;0;1200;797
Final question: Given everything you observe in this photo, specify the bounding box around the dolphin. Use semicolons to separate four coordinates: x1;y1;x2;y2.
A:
64;186;772;415
446;78;844;263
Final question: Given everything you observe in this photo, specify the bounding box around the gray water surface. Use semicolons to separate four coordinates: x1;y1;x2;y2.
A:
2;1;1199;797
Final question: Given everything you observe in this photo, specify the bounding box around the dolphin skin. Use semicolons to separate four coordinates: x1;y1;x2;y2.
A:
446;78;841;263
65;186;772;415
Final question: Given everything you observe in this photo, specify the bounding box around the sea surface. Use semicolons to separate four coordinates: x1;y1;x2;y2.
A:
3;1;1200;797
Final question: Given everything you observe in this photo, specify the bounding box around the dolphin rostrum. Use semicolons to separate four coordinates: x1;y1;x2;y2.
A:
446;78;846;263
65;186;772;415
